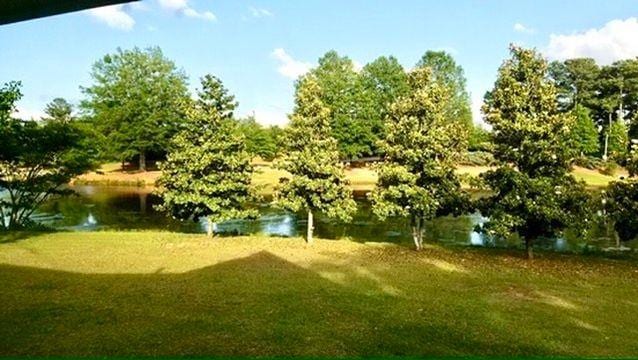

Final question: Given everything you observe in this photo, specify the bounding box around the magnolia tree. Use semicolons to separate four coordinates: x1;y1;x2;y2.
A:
369;68;469;251
603;140;638;245
156;75;256;236
274;74;356;244
478;46;591;259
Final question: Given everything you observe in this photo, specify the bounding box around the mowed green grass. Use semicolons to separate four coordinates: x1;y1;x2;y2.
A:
0;232;637;356
75;162;625;191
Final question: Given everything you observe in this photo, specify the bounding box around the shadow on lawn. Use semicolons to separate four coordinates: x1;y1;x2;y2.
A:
3;246;628;357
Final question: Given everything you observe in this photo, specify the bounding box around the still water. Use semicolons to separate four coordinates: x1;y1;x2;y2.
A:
35;185;637;253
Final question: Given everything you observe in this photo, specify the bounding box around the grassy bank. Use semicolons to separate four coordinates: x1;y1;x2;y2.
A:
0;231;637;356
74;162;623;190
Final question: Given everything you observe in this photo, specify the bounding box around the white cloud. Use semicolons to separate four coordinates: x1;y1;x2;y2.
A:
252;108;289;127
249;6;273;18
157;0;216;21
513;22;535;34
271;48;312;80
11;106;45;121
87;4;135;30
546;17;638;65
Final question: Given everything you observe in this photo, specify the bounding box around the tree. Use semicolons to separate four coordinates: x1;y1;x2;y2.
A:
607;119;629;162
548;58;600;112
236;116;280;161
468;125;493;152
604;181;638;244
627;139;638;177
369;68;469;251
477;46;591;259
274;74;356;244
81;47;190;170
569;104;599;157
44;98;74;123
416;51;473;132
310;50;377;159
0;82;94;230
156;75;256;236
358;56;409;148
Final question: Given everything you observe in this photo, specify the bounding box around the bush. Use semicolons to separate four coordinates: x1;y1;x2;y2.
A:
604;181;638;242
572;155;604;170
459;151;496;166
599;161;618;176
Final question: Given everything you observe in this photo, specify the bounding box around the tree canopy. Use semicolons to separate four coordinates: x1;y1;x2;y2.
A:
81;46;190;170
1;82;94;230
416;50;473;132
156;75;256;235
478;46;591;259
274;74;356;243
370;67;469;250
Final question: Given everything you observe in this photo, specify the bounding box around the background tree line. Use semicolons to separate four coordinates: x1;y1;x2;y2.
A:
549;57;638;163
76;46;485;167
3;45;638;258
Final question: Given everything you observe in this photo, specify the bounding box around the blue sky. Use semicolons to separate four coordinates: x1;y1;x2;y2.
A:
1;0;637;126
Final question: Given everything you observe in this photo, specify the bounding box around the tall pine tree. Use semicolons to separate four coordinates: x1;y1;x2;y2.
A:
156;75;256;236
274;74;356;244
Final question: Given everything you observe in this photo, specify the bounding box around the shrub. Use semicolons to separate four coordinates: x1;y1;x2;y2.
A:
459;151;496;166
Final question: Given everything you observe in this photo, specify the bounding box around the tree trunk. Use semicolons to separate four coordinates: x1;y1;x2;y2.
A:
139;193;147;214
306;210;314;245
525;238;534;260
139;152;146;172
603;113;611;160
207;218;214;237
412;216;423;251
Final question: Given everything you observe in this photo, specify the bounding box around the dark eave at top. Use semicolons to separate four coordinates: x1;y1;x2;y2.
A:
0;0;138;25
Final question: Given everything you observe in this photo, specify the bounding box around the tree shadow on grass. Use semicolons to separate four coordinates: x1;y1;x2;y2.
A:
2;248;610;357
0;230;56;244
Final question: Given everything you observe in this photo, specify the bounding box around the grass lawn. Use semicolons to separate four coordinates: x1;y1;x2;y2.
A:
0;231;637;356
74;162;626;192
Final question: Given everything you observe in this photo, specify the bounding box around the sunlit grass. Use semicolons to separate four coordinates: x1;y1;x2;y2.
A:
75;161;624;190
0;231;637;356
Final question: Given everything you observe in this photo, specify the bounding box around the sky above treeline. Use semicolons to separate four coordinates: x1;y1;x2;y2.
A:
1;0;637;127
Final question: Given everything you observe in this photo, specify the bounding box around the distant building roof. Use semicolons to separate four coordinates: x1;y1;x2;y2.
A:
0;0;138;25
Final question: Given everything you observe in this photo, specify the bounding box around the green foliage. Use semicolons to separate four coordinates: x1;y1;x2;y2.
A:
627;139;638;177
358;56;410;149
0;81;21;121
81;47;190;169
548;58;600;111
369;68;469;250
460;151;496;166
479;46;592;258
477;167;591;242
607;120;629;161
599;160;618;176
604;181;638;242
0;82;94;230
568;104;599;156
236;116;281;161
484;46;575;178
44;98;74;123
468;125;493;152
274;74;356;240
309;51;376;159
156;76;257;230
417;50;473;132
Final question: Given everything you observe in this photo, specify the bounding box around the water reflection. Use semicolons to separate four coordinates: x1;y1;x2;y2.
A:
31;185;637;253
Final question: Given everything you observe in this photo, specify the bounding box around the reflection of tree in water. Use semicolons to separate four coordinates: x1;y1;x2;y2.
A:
36;186;638;252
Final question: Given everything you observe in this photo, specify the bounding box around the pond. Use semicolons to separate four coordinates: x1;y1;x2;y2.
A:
33;185;637;253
